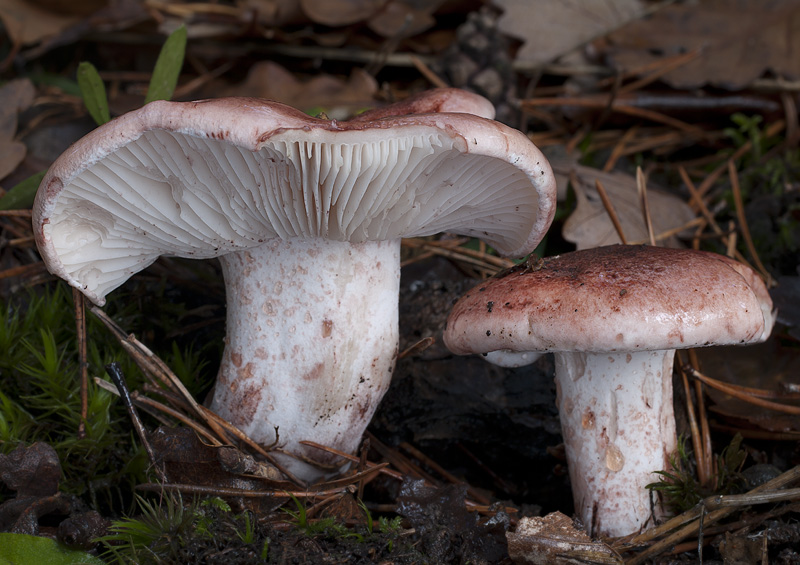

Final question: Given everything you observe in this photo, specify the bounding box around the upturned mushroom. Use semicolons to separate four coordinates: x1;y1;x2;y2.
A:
33;89;557;481
443;244;774;536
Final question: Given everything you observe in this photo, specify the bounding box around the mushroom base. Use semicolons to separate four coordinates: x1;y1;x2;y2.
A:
555;350;678;537
210;238;401;482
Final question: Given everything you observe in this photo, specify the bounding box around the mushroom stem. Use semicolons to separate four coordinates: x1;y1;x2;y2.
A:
554;350;678;537
210;238;400;480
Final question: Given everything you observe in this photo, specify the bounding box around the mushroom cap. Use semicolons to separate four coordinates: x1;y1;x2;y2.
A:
444;244;775;355
33;93;556;306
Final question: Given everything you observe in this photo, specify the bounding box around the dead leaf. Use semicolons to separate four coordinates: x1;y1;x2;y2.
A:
240;0;306;26
495;0;647;65
24;0;106;16
555;162;696;249
300;0;383;26
148;426;296;515
0;79;35;183
605;0;800;89
719;530;766;565
0;443;61;498
0;443;72;535
320;492;367;526
57;511;111;550
0;0;82;46
224;61;378;116
367;1;442;38
507;512;622;564
697;340;800;434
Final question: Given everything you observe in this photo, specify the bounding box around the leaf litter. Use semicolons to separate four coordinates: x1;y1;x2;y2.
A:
0;1;799;563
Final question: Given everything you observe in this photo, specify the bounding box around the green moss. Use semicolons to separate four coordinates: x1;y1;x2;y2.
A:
0;283;211;514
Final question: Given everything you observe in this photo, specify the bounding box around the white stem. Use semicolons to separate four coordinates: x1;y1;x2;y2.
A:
554;350;677;537
210;238;400;481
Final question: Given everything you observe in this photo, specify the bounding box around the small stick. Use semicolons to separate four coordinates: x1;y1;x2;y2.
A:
313;463;388;491
566;126;589;154
72;288;88;439
136;482;346;498
708;377;800;400
356;437;370;500
597;49;700;90
105;362;167;483
636;167;656;246
725;220;738;257
628;216;705;245
603;125;639;172
521;96;701;132
398;337;435;360
728;161;773;284
711;423;800;441
694;120;785;199
134;393;222;446
678;166;755;268
687;349;713;489
401;442;491;506
677;354;707;487
400;250;436;268
0;262;47;281
617;49;702;95
97;376;222;445
402;237;514;270
626;465;800;564
704;487;800;510
365;431;438;483
0;209;33;217
6;236;36;247
300;440;405;482
409;54;449;89
594;179;628;244
687;366;800;416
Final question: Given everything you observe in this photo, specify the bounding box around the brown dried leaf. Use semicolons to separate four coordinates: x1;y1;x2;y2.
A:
149;426;292;491
0;0;81;46
240;0;306;26
0;79;35;182
0;443;61;498
367;0;442;38
719;531;766;564
507;512;622;564
555;162;696;249
300;0;384;26
605;0;800;89
0;79;35;139
698;340;800;433
495;0;646;65
224;61;378;115
0;142;27;182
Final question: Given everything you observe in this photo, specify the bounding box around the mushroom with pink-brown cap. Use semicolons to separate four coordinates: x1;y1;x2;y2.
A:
33;89;557;482
443;244;775;536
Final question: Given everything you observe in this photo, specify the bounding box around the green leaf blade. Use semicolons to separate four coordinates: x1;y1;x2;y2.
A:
0;533;105;565
77;62;110;126
0;170;46;210
145;25;187;104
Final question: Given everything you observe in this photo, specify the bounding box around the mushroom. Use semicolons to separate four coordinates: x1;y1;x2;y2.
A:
443;244;774;536
33;89;557;481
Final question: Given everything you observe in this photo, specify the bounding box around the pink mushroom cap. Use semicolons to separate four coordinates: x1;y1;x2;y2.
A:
444;244;775;536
